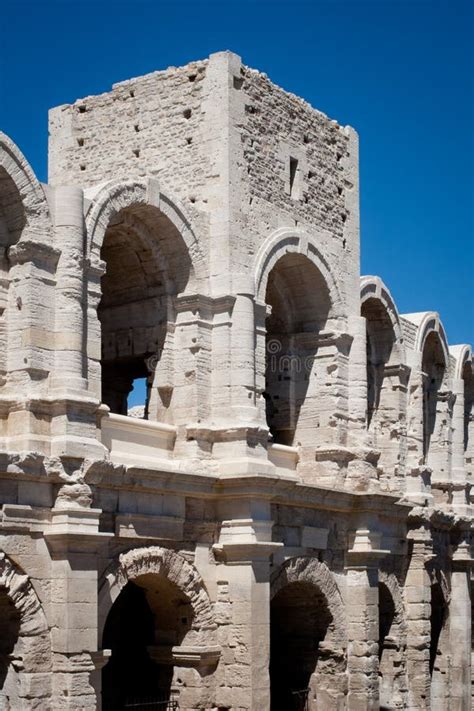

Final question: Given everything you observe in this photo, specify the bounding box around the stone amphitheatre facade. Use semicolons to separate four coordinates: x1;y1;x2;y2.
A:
0;51;472;710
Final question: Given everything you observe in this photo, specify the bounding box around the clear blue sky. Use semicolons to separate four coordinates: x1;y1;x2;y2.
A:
1;0;472;347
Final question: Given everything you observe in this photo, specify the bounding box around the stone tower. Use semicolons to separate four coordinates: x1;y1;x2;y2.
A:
0;51;472;710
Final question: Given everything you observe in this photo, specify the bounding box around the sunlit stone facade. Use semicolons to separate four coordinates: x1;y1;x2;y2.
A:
0;51;472;710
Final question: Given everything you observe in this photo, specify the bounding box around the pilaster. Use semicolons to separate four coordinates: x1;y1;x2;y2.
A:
45;507;112;710
345;528;389;710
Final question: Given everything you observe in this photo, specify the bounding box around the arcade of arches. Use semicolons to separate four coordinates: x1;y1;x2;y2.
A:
0;51;472;711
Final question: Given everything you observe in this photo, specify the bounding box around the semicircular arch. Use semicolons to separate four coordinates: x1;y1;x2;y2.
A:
98;546;217;644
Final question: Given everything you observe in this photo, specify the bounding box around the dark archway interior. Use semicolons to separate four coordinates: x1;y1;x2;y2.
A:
270;581;332;711
265;253;330;446
378;582;396;661
378;581;403;710
422;333;445;461
361;298;396;428
0;166;26;248
429;582;448;676
0;590;21;690
102;582;162;710
99;205;192;417
463;360;474;454
0;167;26;381
102;575;193;710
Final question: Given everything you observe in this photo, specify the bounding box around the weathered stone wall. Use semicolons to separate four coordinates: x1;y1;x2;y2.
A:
49;59;210;196
0;52;471;710
229;66;357;292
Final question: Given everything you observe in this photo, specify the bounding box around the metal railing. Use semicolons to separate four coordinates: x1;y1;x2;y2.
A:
123;697;178;710
291;688;310;711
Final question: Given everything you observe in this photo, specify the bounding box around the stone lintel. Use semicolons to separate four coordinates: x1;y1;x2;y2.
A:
212;541;283;564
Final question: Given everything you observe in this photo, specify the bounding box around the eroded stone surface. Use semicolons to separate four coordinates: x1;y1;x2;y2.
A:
0;51;471;710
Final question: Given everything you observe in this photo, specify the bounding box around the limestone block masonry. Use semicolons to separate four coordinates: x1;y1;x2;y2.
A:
0;51;472;710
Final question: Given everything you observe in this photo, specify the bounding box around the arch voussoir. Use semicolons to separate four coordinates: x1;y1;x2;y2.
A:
0;552;48;638
104;546;217;637
271;556;347;649
85;178;206;283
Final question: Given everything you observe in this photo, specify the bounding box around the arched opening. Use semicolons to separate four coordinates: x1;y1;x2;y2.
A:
429;581;448;677
0;589;21;705
102;574;194;710
0;167;26;385
99;204;192;419
270;581;332;710
421;332;446;464
362;296;404;487
264;253;331;446
362;298;397;428
462;360;474;478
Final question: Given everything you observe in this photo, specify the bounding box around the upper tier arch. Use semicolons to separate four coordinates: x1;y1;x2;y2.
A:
98;546;218;644
254;227;344;318
0;131;53;247
402;311;450;368
450;344;473;380
84;177;206;285
360;275;406;361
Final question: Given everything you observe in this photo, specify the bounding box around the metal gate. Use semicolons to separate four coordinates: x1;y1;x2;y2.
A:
291;688;310;711
123;696;178;710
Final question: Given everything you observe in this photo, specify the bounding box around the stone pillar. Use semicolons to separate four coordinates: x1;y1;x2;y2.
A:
447;540;472;710
347;315;368;442
154;294;210;430
345;529;388;710
189;278;271;476
451;378;469;512
4;233;60;452
45;187;105;461
84;259;104;401
230;275;258;424
405;524;432;710
406;353;433;505
45;507;111;709
212;502;282;710
429;388;454;507
51;185;87;392
254;298;269;428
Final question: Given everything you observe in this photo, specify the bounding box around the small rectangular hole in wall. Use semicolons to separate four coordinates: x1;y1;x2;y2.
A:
188;74;197;82
233;76;243;90
129;90;135;98
78;105;86;113
133;149;140;158
289;157;298;197
134;124;140;132
77;138;84;147
183;108;192;119
80;164;86;171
